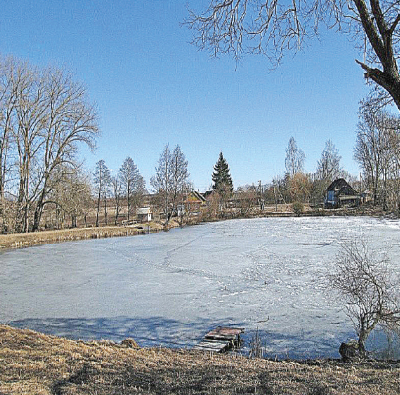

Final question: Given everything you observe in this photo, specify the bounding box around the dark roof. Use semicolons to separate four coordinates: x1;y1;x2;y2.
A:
203;190;214;198
326;178;357;196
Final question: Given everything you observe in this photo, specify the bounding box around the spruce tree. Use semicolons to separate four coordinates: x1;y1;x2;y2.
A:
212;152;233;192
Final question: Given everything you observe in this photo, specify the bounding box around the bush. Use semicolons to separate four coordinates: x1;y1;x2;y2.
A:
292;201;304;216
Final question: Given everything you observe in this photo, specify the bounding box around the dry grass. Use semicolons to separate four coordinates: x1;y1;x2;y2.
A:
0;222;171;251
1;325;400;394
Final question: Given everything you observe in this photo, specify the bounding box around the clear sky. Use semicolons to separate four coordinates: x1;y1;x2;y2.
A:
1;0;368;191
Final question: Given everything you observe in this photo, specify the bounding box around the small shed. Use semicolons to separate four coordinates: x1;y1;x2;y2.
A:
136;207;153;222
325;178;360;208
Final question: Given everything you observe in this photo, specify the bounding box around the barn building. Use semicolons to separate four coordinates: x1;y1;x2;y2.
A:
325;178;361;208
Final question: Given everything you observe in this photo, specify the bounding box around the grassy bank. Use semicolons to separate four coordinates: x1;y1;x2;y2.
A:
0;325;399;395
0;221;178;251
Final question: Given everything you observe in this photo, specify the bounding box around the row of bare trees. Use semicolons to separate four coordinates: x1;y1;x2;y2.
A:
92;157;146;227
354;100;400;211
265;137;352;206
0;56;99;233
90;144;191;229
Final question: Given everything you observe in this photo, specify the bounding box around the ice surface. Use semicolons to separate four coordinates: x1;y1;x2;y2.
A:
1;216;400;358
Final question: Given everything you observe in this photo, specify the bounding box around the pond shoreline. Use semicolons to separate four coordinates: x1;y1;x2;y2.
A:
0;221;180;251
0;204;393;251
1;324;399;394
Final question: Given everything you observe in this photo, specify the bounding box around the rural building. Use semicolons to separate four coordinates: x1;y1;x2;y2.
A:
325;178;361;208
177;191;206;216
136;207;153;222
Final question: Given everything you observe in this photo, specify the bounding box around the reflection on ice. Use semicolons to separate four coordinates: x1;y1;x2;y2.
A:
1;216;400;359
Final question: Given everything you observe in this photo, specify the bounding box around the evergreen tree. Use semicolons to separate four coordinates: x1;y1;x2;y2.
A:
212;152;233;193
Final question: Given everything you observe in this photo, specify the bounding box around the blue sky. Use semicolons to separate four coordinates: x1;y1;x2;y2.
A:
1;0;368;191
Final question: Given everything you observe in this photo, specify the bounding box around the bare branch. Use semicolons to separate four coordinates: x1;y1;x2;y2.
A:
329;238;400;356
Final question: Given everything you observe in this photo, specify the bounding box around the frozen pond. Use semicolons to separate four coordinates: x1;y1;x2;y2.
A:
1;216;400;359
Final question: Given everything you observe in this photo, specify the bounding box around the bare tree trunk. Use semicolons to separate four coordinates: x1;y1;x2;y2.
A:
127;183;131;222
104;194;108;225
96;190;101;227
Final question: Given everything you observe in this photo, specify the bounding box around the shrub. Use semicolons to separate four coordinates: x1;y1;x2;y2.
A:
292;201;304;216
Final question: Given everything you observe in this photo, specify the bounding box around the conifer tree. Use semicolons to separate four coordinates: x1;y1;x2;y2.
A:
212;152;233;193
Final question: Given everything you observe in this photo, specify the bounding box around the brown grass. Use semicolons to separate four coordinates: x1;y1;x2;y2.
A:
0;222;173;251
1;325;400;394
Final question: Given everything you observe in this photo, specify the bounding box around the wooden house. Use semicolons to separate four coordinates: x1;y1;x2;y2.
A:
177;191;206;216
325;178;361;208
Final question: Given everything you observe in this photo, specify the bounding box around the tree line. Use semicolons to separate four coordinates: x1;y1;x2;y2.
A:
0;56;192;233
91;144;191;228
269;98;400;213
3;54;400;234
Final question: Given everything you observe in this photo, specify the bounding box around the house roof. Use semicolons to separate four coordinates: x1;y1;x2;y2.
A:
326;178;357;196
137;207;152;215
191;190;206;202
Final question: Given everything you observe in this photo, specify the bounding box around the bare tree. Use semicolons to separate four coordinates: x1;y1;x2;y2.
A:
329;240;400;357
93;160;111;227
354;102;400;206
271;174;289;206
285;137;305;177
119;157;146;221
288;172;312;203
312;140;343;203
111;175;122;225
316;140;342;183
12;62;46;232
31;68;98;231
151;144;189;224
236;185;258;215
0;57;18;206
49;166;92;228
187;0;400;111
0;56;99;232
151;145;172;224
170;145;190;217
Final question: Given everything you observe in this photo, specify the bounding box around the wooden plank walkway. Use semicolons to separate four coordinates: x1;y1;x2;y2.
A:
194;326;244;353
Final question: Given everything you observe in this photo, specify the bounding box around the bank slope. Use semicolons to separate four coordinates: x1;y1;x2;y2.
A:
1;325;400;394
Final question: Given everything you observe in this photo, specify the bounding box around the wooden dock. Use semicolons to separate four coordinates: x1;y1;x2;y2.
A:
194;326;244;353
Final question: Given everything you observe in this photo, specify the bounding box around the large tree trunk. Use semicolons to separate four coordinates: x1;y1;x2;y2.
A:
16;175;29;233
32;191;46;232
